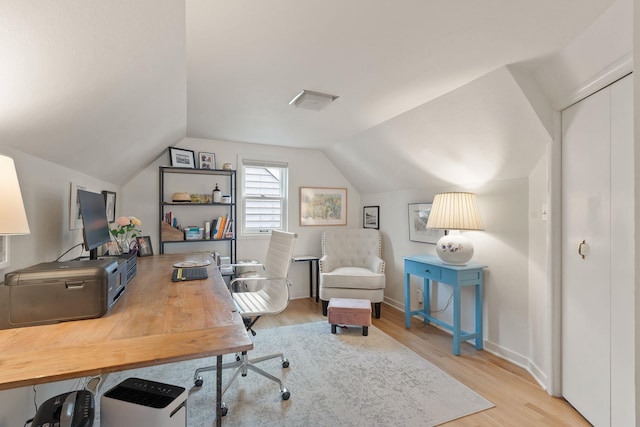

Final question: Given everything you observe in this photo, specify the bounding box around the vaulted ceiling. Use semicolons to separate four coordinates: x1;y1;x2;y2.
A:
1;0;618;187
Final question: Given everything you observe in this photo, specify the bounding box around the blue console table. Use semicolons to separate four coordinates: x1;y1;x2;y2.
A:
404;254;486;355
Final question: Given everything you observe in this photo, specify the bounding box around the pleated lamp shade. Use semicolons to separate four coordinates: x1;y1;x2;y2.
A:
426;192;482;265
0;155;30;235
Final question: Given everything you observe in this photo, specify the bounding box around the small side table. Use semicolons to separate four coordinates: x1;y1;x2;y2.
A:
293;256;320;302
404;254;487;355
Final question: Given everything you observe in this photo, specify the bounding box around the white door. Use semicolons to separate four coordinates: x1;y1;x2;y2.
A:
561;86;611;427
561;74;634;427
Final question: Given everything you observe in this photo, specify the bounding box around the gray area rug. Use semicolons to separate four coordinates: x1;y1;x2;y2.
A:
95;321;493;426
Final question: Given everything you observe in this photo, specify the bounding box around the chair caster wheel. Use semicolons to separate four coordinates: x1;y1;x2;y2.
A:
194;377;203;387
221;403;228;417
281;388;290;401
282;359;289;368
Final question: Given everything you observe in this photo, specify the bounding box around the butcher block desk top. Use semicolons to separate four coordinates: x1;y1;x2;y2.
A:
0;253;252;390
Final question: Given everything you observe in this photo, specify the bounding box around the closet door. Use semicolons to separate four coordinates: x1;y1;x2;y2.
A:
561;87;611;427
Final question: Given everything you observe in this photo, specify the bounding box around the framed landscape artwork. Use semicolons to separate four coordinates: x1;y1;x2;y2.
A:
300;187;347;226
408;203;444;243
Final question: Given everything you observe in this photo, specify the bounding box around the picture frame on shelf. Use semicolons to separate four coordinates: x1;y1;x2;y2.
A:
198;152;216;170
169;147;196;168
363;206;379;229
0;236;9;269
102;190;116;223
69;182;87;230
137;236;153;257
300;187;347;226
408;203;444;244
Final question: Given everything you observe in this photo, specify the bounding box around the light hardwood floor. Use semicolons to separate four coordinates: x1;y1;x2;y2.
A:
256;298;590;427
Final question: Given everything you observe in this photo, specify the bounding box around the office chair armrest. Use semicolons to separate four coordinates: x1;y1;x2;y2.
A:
229;276;266;293
228;262;265;269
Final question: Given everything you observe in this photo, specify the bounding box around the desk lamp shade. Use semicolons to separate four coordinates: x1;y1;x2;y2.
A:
0;155;30;235
426;192;483;265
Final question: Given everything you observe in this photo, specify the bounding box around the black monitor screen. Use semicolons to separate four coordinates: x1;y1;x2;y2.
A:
77;190;112;260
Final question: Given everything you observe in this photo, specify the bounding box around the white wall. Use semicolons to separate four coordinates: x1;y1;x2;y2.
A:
361;176;532;362
527;152;550;388
0;144;120;426
123;137;360;299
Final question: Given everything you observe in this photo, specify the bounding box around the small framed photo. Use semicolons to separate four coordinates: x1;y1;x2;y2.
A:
169;147;196;168
363;206;379;229
0;236;9;269
198;152;216;170
408;203;445;244
300;187;347;226
69;182;87;230
102;191;116;223
136;236;153;257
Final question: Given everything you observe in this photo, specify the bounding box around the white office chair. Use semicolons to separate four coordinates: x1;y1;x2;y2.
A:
193;230;297;416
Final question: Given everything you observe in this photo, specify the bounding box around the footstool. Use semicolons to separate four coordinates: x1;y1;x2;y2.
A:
327;298;372;336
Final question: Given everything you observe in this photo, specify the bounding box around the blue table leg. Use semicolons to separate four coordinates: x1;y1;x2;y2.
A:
423;278;430;325
404;272;411;328
453;285;462;355
475;282;484;350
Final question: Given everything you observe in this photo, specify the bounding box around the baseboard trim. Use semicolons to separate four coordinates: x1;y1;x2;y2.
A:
385;295;550;393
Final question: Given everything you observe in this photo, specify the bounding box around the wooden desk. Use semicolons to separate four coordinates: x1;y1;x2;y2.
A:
0;253;252;425
404;254;486;355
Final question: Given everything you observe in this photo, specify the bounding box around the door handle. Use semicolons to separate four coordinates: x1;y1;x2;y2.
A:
578;240;588;259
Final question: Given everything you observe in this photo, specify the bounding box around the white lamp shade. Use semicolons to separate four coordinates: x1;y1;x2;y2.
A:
426;192;484;231
0;155;30;235
426;192;483;265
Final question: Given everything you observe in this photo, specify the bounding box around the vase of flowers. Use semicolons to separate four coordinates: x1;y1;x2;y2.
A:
110;216;142;254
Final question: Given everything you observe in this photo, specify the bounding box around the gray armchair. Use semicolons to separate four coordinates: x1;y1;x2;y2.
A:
319;228;386;318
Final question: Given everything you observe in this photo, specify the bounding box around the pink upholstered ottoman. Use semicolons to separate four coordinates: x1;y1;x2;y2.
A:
327;298;372;336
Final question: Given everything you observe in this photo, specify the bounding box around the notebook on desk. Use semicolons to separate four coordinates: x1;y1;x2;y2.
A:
172;267;208;282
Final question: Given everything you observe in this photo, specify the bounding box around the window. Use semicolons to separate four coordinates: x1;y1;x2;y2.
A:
241;159;288;235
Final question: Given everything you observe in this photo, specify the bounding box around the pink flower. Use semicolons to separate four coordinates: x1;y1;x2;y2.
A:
116;216;131;226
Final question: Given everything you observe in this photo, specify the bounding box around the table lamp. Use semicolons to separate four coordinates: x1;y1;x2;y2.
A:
426;192;483;265
0;154;30;235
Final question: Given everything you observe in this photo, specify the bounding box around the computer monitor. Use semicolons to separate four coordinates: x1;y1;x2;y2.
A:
77;189;112;260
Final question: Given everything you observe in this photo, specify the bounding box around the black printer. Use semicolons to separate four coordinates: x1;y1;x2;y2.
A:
1;258;122;329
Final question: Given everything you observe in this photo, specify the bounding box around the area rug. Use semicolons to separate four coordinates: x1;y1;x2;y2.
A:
94;321;493;426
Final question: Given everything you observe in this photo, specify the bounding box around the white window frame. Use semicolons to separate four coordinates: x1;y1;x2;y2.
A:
239;157;288;236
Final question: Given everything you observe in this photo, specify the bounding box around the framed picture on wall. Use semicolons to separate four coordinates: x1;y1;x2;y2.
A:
300;187;347;226
408;203;444;243
363;206;379;229
102;191;116;223
69;182;87;230
169;147;196;168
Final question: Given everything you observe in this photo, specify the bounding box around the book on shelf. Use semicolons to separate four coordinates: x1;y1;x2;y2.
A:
210;218;218;239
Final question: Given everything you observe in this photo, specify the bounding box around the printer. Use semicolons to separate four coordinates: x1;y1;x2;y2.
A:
0;258;122;329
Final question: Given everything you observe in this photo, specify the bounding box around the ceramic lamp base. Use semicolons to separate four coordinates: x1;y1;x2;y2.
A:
435;232;474;265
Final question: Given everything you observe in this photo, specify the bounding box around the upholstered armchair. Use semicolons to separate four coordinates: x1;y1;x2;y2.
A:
319;228;386;318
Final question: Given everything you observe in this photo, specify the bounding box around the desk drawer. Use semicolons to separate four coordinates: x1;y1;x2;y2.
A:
404;260;442;280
